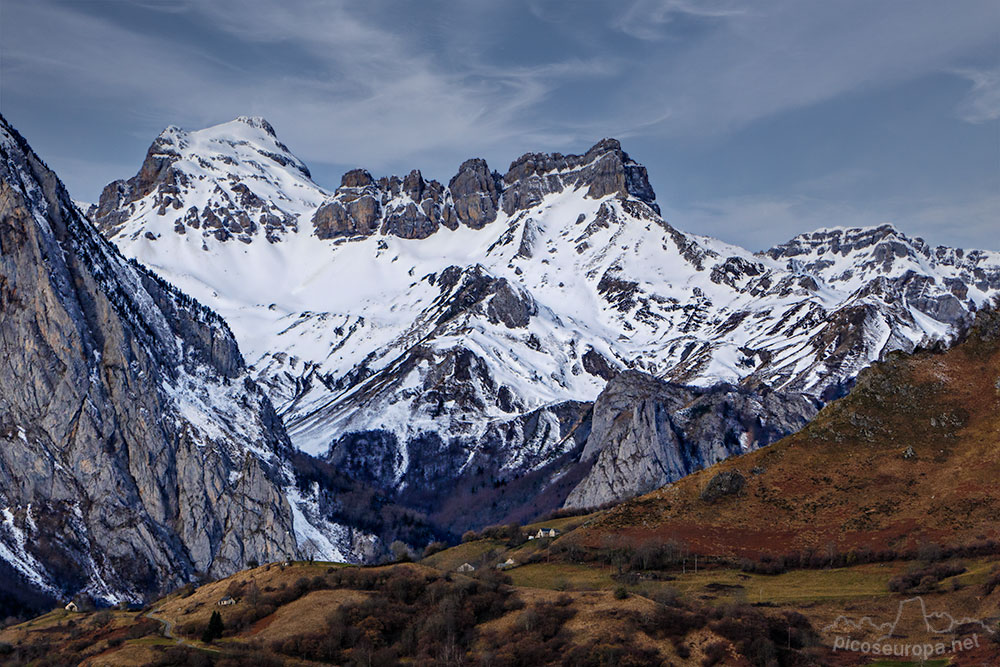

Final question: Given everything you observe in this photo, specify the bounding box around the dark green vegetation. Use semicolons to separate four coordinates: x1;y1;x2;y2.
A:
201;611;224;643
290;450;450;551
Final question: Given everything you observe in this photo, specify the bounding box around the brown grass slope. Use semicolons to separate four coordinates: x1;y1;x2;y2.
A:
577;307;1000;558
0;561;740;665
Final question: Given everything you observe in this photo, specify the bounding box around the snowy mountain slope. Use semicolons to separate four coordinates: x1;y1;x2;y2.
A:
92;117;1000;520
92;116;326;245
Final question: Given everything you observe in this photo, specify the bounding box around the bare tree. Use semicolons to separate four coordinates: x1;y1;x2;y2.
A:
246;580;261;607
301;537;320;563
390;540;412;562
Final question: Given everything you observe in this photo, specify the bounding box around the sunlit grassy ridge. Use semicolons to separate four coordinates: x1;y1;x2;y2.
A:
574;309;1000;559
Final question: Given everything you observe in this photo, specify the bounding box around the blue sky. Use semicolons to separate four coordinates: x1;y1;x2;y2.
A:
2;0;998;250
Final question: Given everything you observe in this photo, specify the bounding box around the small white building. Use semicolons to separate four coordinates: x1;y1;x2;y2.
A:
64;601;79;612
217;596;236;606
534;528;559;539
496;558;517;570
456;562;476;573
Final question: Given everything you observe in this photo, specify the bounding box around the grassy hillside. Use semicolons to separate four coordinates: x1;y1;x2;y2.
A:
0;559;806;665
4;549;999;665
571;309;1000;560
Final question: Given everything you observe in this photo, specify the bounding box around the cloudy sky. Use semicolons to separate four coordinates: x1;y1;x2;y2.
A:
2;0;998;250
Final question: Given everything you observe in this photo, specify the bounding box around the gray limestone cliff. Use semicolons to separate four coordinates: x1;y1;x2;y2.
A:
502;138;658;215
564;371;819;508
0;115;297;606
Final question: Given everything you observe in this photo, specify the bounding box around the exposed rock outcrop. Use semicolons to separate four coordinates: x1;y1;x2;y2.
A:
312;159;503;240
310;138;657;242
312;168;451;240
564;371;818;508
0;115;298;606
700;470;746;503
379;169;449;239
582;347;620;381
434;264;537;330
502;138;658;215
447;158;502;229
312;169;382;239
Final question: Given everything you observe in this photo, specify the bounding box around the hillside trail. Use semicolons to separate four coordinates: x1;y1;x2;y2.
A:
144;609;220;653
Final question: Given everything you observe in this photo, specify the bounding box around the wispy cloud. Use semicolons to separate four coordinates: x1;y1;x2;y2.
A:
5;0;994;165
2;0;997;251
954;68;1000;124
2;0;615;183
620;0;1000;136
615;0;745;41
165;0;622;160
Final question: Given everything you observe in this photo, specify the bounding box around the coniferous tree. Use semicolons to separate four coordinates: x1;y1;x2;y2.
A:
202;610;224;643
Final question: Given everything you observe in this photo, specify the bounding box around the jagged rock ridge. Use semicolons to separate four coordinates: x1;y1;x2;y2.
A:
312;159;503;240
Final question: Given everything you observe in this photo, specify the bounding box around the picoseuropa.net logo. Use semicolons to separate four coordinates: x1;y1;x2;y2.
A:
821;596;995;660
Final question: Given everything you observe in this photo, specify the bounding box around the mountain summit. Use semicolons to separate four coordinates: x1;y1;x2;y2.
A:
92;116;324;244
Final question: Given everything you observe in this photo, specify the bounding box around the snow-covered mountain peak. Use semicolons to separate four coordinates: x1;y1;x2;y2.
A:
505;137;637;177
766;223;912;259
149;116;313;182
234;114;278;136
92;116;326;245
761;223;1000;302
93;121;663;258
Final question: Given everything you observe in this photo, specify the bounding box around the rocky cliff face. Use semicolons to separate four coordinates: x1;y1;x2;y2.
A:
306;140;657;242
90;117;1000;555
0;115;301;607
501;138;658;215
564;371;819;508
312;160;504;240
